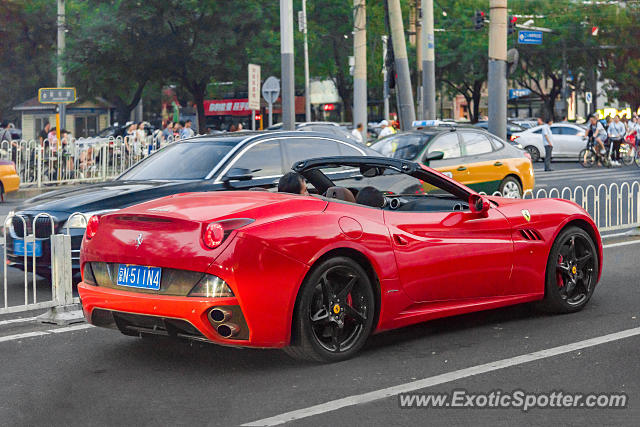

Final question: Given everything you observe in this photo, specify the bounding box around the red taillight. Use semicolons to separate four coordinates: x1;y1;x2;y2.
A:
510;135;519;141
201;218;254;249
203;222;225;248
86;215;100;239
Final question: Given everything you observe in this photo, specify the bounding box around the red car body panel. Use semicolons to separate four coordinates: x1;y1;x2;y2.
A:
79;183;603;349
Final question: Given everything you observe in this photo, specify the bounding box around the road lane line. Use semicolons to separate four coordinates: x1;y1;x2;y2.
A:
0;331;50;343
603;240;640;249
0;323;92;343
49;324;93;333
0;316;38;326
243;327;640;426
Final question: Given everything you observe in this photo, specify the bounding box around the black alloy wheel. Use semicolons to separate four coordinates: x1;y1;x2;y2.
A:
539;226;598;313
286;257;375;362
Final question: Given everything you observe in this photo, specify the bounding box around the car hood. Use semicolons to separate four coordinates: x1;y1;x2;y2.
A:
17;180;210;214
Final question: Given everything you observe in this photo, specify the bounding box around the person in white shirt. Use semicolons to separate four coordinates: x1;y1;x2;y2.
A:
538;117;553;171
377;120;394;139
607;115;625;165
351;123;364;143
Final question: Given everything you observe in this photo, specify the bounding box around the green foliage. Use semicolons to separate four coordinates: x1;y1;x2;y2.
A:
0;0;56;122
435;0;489;122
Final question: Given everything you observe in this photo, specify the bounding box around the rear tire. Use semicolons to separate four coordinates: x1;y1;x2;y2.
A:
285;256;376;362
538;226;598;314
499;176;522;198
524;146;540;162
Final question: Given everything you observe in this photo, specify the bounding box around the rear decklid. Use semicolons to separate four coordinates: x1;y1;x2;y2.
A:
81;191;327;272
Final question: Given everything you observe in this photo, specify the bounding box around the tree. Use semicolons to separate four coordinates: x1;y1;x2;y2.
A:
597;3;640;114
508;0;605;120
65;1;166;124
434;0;489;123
0;0;55;122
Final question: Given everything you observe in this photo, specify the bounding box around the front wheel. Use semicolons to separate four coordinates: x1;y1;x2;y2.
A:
578;148;596;168
285;257;376;362
538;226;598;313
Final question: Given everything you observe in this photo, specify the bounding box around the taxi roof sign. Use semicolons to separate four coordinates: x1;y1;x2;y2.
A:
38;87;77;104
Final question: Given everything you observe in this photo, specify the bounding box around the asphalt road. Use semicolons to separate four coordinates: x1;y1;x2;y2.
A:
0;239;638;426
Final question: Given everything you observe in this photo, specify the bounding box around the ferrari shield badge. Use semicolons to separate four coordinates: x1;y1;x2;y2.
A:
521;209;531;222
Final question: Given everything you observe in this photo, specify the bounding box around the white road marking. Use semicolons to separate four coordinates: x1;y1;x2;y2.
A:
603;240;640;249
0;331;49;343
0;323;92;343
243;327;640;426
0;316;38;326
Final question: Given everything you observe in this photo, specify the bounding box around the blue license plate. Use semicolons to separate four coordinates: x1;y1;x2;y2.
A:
117;265;162;290
13;239;43;257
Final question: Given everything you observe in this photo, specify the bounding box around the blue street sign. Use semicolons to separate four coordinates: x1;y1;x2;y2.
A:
517;30;543;45
509;89;531;100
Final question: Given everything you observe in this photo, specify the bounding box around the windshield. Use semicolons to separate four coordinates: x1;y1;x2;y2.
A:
370;133;434;160
118;140;238;180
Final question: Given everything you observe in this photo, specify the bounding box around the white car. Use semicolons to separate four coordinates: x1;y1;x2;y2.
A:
511;123;587;162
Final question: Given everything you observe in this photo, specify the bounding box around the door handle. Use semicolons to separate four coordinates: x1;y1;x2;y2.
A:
493;161;503;166
456;166;467;171
393;234;409;245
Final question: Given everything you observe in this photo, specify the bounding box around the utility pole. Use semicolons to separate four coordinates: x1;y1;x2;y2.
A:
301;0;311;122
421;0;436;120
488;0;507;140
280;0;295;130
57;0;66;138
415;2;423;116
382;35;390;121
353;0;367;139
561;39;568;120
387;0;416;130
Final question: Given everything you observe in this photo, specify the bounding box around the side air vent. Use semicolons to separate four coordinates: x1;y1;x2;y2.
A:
519;229;542;241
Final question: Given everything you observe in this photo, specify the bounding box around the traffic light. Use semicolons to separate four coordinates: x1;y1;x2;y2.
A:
508;15;518;35
473;10;485;30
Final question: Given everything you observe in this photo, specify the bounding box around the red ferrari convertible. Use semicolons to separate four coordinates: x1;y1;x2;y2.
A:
78;156;602;362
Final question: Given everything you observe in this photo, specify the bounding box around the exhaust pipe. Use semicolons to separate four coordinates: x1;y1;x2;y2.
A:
217;323;240;338
209;308;232;323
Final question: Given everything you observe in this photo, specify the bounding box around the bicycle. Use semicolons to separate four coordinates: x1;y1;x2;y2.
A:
579;138;611;168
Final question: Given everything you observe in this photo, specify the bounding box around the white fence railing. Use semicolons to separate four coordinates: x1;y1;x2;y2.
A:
1;214;78;320
483;181;640;232
0;135;177;187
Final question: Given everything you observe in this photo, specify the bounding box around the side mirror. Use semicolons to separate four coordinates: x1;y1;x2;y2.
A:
469;194;490;214
222;167;253;183
424;151;444;166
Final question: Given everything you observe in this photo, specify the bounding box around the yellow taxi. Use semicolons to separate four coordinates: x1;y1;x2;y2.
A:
0;160;20;201
370;126;534;197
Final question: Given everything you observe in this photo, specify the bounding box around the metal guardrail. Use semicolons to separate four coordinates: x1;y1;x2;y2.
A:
0;135;177;187
484;181;640;232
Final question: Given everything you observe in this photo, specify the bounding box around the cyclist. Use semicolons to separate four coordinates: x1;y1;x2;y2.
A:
587;115;607;165
607;115;625;166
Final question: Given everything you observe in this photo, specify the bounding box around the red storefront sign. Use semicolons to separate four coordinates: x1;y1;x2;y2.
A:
203;99;251;116
203;97;306;116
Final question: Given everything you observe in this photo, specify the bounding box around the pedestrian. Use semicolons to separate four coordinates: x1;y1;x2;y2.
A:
162;121;174;142
180;119;195;139
377;120;394;139
538;117;553;171
607;115;625;166
39;121;51;148
0;120;12;143
351;123;364;143
174;121;183;139
229;124;237;132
